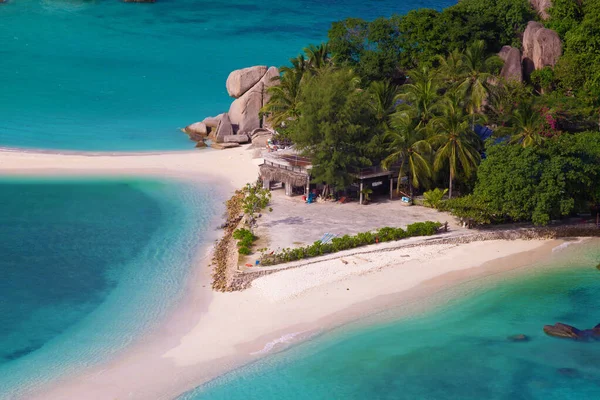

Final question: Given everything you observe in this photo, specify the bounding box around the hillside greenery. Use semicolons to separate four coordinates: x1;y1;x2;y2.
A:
260;0;600;226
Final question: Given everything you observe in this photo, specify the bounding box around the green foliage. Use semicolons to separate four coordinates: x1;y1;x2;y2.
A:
530;67;555;93
238;246;251;256
551;0;600;107
327;0;533;78
547;0;583;37
443;133;600;226
439;195;496;226
260;221;443;265
233;228;256;247
288;68;375;190
429;94;482;198
423;188;448;209
241;181;271;218
360;188;373;202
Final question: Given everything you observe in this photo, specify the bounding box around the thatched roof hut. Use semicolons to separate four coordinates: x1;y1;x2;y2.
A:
260;164;309;187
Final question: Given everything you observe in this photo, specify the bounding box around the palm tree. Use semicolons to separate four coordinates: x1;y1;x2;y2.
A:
508;102;545;147
262;44;335;127
382;111;433;196
436;49;463;86
369;80;400;130
261;69;303;128
457;40;501;124
429;96;481;198
303;43;332;73
397;67;440;127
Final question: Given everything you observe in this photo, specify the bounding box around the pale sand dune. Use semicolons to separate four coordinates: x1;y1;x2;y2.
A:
0;148;555;399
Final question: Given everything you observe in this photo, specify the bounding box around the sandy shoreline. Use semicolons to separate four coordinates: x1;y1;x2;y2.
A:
0;148;577;399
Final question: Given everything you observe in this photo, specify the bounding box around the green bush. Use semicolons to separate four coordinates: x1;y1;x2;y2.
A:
260;221;442;266
233;228;257;254
423;188;448;209
238;246;251;255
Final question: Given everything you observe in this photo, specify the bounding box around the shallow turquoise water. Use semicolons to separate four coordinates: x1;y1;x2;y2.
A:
184;243;600;400
0;0;452;151
0;177;218;398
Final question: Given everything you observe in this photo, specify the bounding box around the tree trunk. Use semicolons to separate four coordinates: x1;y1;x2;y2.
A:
448;170;453;199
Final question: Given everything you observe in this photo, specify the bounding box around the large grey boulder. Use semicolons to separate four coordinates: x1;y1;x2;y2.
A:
215;113;234;143
529;0;552;20
257;66;280;106
183;122;207;136
522;21;561;77
533;28;562;70
202;114;222;128
249;128;273;148
522;21;544;76
223;134;250;144
499;46;523;82
228;87;263;135
226;66;267;98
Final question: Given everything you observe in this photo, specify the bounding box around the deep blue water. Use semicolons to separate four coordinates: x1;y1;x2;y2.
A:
0;0;453;151
183;242;600;400
0;177;218;398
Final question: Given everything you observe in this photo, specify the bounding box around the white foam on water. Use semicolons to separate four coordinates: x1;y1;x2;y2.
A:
553;238;586;252
250;331;310;356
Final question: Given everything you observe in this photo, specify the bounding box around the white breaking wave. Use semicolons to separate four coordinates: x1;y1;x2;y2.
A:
553;238;586;252
250;331;309;356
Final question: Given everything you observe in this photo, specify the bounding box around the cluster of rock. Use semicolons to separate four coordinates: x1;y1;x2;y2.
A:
544;322;600;341
499;21;562;83
183;65;279;149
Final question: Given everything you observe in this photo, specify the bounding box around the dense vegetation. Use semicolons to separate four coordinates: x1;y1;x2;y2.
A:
260;222;442;265
261;0;600;226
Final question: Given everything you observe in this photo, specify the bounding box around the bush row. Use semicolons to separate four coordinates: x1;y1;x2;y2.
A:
260;221;442;266
233;228;257;255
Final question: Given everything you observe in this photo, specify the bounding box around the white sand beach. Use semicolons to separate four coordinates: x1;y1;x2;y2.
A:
0;148;558;399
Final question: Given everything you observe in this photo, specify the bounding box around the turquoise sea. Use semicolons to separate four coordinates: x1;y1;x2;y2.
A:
0;177;219;399
0;0;453;151
183;242;600;400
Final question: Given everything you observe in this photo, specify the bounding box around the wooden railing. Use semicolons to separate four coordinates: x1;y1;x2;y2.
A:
264;160;308;174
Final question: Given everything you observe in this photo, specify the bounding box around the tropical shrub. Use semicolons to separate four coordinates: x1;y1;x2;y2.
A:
423;188;448;209
260;221;442;265
238;246;251;256
233;228;257;254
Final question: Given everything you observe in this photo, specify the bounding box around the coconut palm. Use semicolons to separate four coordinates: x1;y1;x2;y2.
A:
262;44;335;127
397;67;440;127
261;69;304;128
436;49;463;86
369;80;400;130
381;111;433;196
429;95;481;198
303;43;332;73
508;102;546;147
457;40;502;121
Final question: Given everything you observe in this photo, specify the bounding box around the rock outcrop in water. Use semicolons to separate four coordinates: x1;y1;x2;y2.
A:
543;322;600;341
183;65;279;148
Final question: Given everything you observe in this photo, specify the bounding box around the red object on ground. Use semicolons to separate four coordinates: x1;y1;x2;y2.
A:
245;263;253;267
